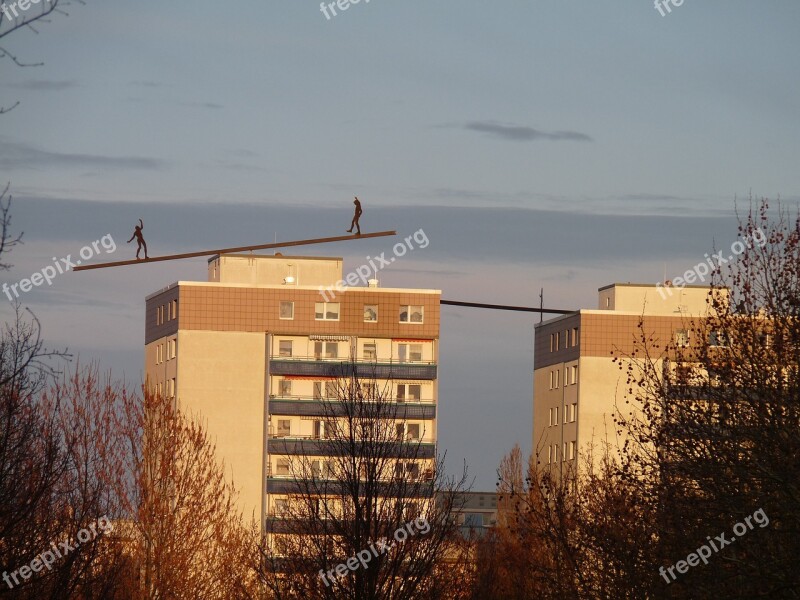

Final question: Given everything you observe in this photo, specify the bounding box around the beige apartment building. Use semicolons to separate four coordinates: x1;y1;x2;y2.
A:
533;283;719;473
144;253;440;528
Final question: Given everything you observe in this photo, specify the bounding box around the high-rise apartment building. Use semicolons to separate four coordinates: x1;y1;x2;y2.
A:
533;283;718;472
144;254;440;528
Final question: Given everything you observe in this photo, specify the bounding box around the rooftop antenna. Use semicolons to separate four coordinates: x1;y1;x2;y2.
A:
539;288;544;324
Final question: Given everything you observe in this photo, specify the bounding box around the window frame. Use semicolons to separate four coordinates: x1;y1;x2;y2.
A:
399;305;424;324
314;302;340;321
279;301;295;320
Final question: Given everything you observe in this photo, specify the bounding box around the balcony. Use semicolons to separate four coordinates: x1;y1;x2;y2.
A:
269;396;436;420
267;437;436;458
266;477;435;497
269;356;437;380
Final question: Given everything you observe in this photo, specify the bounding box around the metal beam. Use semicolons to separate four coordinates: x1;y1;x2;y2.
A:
441;299;573;315
73;230;397;272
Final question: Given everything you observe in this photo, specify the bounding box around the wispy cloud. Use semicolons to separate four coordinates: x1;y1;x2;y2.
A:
0;139;167;171
460;121;593;142
6;80;78;91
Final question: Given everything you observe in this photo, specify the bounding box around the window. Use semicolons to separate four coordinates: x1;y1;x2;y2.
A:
170;378;176;398
363;343;377;360
675;329;690;347
156;344;162;364
311;460;334;479
172;299;178;320
569;441;576;460
554;407;558;425
168;339;176;359
406;463;420;480
564;330;569;349
399;305;424;323
563;442;567;462
326;381;338;398
398;343;423;362
555;331;560;350
549;369;560;389
549;408;554;426
709;331;727;347
396;423;406;440
363;305;378;322
274;499;288;515
276;458;290;476
313;420;328;440
554;444;559;462
550;334;555;352
279;379;292;396
279;340;293;357
548;446;552;464
397;384;421;402
572;327;579;347
571;403;577;423
314;341;338;359
361;382;377;398
571;365;578;385
315;302;340;321
277;419;291;437
407;423;421;440
279;301;294;320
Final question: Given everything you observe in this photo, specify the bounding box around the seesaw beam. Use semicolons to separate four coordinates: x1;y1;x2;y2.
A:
73;230;397;272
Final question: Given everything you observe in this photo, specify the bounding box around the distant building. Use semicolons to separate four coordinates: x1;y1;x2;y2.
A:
449;492;498;538
533;283;720;473
144;253;441;529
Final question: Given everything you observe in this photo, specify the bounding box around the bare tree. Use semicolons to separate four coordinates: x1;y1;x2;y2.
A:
253;363;471;600
115;388;253;599
611;198;800;598
1;0;86;113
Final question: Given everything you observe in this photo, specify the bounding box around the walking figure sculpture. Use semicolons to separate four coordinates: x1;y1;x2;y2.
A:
346;197;362;235
127;219;149;260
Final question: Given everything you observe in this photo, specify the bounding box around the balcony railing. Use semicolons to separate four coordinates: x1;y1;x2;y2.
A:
268;397;436;419
267;437;436;458
266;477;435;497
269;357;437;380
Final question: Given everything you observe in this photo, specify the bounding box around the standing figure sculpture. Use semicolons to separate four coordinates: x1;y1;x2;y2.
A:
127;218;149;260
346;197;362;235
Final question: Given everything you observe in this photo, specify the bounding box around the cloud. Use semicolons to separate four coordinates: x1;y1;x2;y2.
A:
461;121;593;142
0;139;167;171
6;80;78;91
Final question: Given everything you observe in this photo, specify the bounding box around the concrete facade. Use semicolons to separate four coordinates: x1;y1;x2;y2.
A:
533;283;720;473
144;254;440;526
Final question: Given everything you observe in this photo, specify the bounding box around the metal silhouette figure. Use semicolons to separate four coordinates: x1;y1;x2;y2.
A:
127;219;149;259
346;196;362;235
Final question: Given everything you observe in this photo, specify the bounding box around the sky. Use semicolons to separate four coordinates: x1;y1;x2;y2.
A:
1;0;799;489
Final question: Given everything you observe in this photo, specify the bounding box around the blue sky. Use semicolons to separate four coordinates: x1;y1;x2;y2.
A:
1;0;799;488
